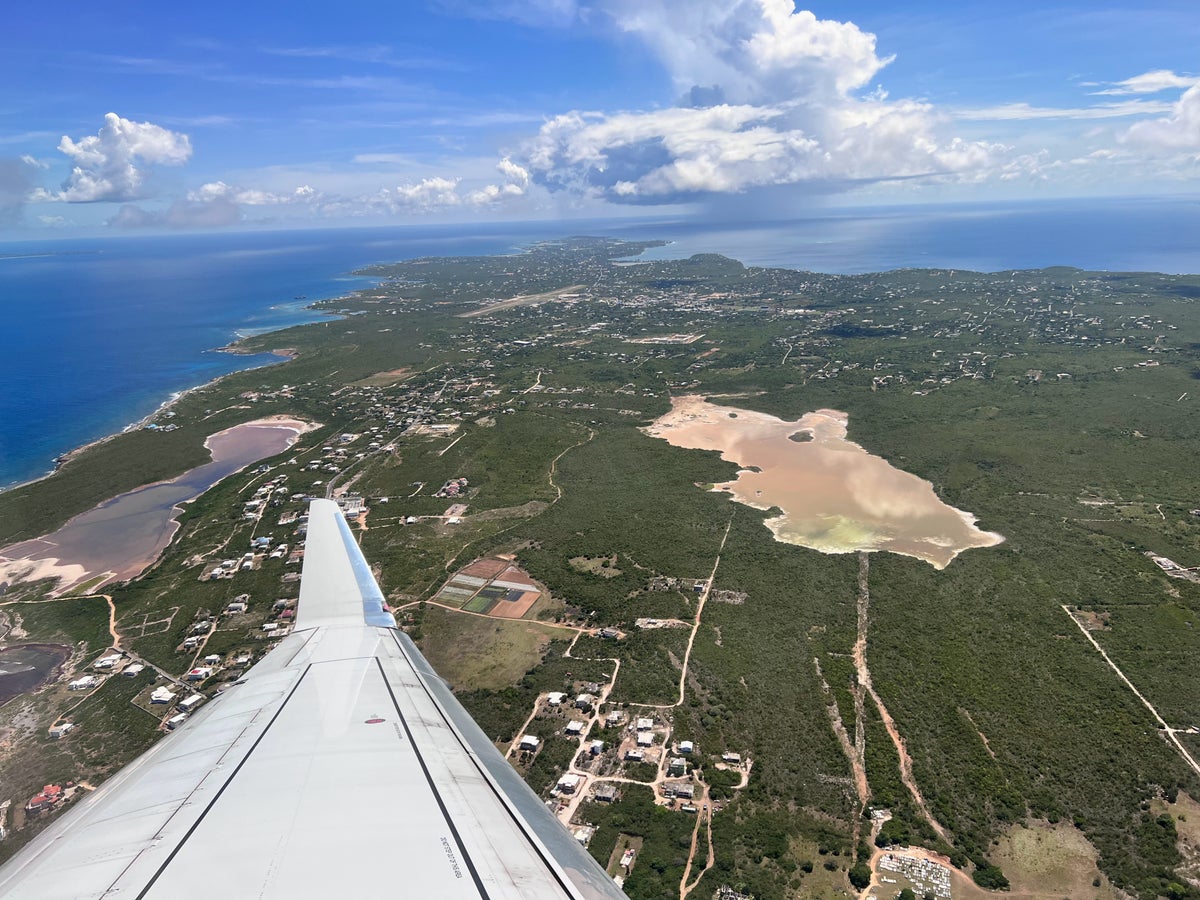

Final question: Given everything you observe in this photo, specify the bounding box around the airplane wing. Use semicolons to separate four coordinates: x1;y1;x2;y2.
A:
0;499;627;900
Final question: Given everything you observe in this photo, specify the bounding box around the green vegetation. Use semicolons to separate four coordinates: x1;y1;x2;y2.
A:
456;640;611;745
0;599;158;858
413;605;560;689
3;238;1200;897
848;861;872;889
580;787;695;900
4;596;111;650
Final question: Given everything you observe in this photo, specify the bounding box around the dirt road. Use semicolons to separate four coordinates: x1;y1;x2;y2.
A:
1063;604;1200;778
853;552;950;843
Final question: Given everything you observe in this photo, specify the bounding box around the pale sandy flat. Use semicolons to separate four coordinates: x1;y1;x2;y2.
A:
645;395;1002;569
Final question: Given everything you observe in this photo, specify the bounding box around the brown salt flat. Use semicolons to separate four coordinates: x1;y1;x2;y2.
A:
644;396;1003;569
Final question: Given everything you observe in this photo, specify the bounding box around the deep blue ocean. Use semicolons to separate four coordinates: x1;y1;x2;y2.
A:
631;195;1200;273
0;223;556;489
2;196;1199;490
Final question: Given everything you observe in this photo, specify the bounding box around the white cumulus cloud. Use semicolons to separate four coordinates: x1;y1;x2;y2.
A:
1093;70;1200;96
187;181;318;206
606;0;889;105
39;113;192;203
112;179;323;229
1120;84;1200;156
518;1;1025;202
369;158;531;213
496;157;530;188
465;182;525;204
372;176;464;213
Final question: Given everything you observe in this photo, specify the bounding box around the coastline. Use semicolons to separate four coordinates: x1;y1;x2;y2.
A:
6;360;267;501
0;258;344;580
1;349;296;500
0;239;361;498
0;415;318;595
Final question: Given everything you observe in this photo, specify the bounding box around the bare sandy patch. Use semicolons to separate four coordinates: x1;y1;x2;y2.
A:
351;368;412;388
0;554;90;595
1154;791;1200;888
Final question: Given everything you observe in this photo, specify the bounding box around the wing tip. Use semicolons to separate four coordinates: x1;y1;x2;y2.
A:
298;499;397;629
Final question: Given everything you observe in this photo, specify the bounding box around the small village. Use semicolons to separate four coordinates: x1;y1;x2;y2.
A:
1;238;1197;899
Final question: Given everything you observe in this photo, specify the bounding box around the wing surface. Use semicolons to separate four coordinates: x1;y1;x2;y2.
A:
0;500;626;900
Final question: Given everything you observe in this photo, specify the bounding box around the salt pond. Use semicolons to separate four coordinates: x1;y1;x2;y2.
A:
0;417;313;592
645;396;1002;569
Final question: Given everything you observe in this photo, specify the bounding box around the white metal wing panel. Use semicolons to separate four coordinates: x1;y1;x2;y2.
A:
297;499;395;629
0;638;312;899
0;501;628;900
382;629;630;900
141;654;497;898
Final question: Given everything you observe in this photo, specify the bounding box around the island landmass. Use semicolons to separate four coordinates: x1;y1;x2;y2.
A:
1;237;1199;900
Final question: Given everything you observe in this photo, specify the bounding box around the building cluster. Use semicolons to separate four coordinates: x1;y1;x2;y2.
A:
874;853;951;899
434;477;470;499
25;783;77;816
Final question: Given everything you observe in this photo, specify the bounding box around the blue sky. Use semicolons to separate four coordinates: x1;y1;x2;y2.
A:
3;1;1199;234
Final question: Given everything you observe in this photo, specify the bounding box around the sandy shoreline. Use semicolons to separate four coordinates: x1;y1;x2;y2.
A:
0;415;318;595
0;256;368;595
1;346;301;499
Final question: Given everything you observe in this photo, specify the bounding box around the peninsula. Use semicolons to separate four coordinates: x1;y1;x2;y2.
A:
1;237;1198;900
